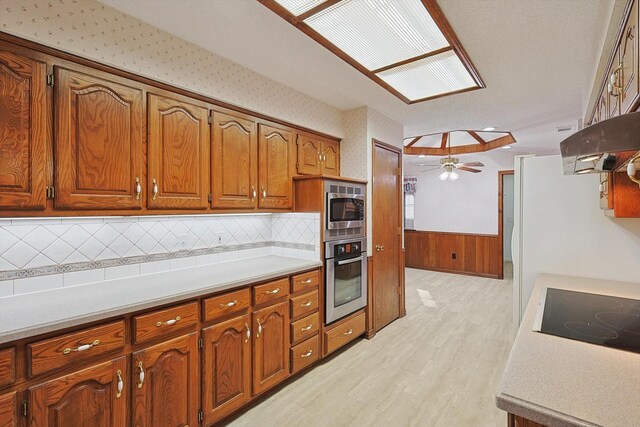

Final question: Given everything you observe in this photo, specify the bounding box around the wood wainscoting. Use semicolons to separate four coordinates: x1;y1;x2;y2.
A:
404;230;501;279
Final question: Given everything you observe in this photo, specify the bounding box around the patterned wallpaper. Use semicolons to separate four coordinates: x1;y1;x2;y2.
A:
405;151;517;234
0;0;343;137
0;213;320;297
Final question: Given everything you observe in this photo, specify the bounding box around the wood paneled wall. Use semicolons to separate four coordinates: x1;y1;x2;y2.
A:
404;230;502;279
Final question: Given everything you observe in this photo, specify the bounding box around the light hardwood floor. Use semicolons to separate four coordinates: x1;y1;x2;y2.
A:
226;268;514;427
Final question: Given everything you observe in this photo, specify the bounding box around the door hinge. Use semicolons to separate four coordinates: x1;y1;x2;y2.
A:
296;162;299;169
45;186;55;199
198;337;204;350
198;410;204;423
397;287;402;295
207;114;212;124
398;227;402;236
46;74;54;86
21;400;28;417
207;193;212;203
396;167;402;176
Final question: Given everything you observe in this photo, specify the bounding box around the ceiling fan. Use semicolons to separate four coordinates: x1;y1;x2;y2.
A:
417;156;485;181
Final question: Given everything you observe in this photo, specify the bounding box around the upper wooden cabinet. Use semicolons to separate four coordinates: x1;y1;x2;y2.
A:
620;0;639;114
258;124;293;209
54;66;144;210
296;133;340;177
252;301;289;396
211;110;258;209
132;333;199;427
0;49;48;210
147;93;210;210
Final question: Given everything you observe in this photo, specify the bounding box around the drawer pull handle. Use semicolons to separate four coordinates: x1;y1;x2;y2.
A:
219;300;238;309
251;186;257;201
156;316;181;327
63;339;100;355
257;319;262;338
266;288;281;295
302;279;313;284
245;323;251;343
135;177;142;200
152;178;158;201
137;361;145;389
116;369;124;398
301;350;313;358
301;324;313;331
301;301;312;307
343;329;353;336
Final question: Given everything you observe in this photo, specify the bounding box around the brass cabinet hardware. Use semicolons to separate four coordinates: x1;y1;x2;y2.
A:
343;328;353;336
261;187;266;201
302;279;313;284
256;319;262;338
251;186;256;201
152;178;158;200
301;324;313;331
116;369;124;398
301;350;313;358
245;323;251;343
137;361;145;388
265;288;281;295
300;301;312;307
155;316;181;327
135;177;141;200
62;339;100;355
219;300;237;309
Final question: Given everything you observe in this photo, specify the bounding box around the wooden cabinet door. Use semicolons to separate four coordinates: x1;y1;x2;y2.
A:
0;391;17;427
252;302;289;396
202;314;251;425
132;333;199;427
211;111;257;209
28;356;127;427
54;66;144;209
321;140;340;176
147;93;209;209
258;124;293;209
0;49;48;210
296;134;322;175
609;48;622;118
598;91;608;121
620;0;638;114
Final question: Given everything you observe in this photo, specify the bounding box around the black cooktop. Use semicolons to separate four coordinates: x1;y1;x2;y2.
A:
534;288;640;354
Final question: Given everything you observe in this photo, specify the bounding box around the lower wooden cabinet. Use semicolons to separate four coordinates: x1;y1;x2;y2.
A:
508;413;547;427
0;391;17;427
252;302;289;395
28;356;128;427
132;333;199;427
202;314;252;426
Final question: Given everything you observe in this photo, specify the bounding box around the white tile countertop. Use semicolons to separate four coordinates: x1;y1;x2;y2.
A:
0;255;321;344
496;274;640;427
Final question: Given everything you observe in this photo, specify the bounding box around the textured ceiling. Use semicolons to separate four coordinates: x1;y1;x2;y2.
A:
99;0;610;154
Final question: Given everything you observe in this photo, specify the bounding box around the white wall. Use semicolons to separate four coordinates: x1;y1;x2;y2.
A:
405;151;516;234
518;155;640;318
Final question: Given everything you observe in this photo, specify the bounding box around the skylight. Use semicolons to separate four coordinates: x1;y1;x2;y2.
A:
263;0;484;104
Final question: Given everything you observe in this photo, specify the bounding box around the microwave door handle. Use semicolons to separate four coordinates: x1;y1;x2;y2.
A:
337;255;364;266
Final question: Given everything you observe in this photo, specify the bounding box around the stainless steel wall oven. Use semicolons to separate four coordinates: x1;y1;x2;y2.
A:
325;237;367;324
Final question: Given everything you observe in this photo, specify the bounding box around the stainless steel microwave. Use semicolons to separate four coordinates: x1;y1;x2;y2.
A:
325;192;365;231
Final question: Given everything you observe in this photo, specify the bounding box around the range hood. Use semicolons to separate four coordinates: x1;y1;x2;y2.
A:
560;112;640;175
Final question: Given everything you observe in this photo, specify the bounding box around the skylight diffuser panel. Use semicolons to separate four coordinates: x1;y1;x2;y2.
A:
273;0;326;16
305;0;449;70
376;50;477;101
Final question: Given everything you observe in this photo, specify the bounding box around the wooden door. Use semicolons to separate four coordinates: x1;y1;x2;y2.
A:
252;302;289;395
202;314;251;425
132;333;199;427
29;356;127;427
620;0;638;114
211;111;257;209
0;49;48;210
0;391;17;427
147;93;209;209
54;66;144;209
372;141;402;332
321;140;340;176
258;124;293;209
296;134;322;175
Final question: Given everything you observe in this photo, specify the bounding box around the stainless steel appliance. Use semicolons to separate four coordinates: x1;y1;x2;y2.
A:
325;237;367;324
324;180;365;241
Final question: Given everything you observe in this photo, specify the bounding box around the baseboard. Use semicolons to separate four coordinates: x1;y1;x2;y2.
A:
405;265;502;280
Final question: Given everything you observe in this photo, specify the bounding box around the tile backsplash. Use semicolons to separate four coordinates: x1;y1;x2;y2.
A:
0;213;320;296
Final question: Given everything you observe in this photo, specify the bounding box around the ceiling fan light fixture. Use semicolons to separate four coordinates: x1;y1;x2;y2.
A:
449;171;459;181
483;127;496;131
439;171;449;181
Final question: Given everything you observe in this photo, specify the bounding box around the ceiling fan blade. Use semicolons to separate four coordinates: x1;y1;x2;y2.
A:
457;162;484;167
457;166;482;173
420;167;442;173
414;163;441;167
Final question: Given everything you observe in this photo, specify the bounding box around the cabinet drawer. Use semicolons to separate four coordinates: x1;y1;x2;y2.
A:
291;312;319;345
290;290;318;320
134;302;198;344
291;270;320;294
290;335;319;374
253;278;289;306
0;348;15;387
28;321;125;377
324;312;365;355
203;288;251;322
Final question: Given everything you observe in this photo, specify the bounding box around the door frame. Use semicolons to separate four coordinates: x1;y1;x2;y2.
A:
370;139;404;336
498;170;514;280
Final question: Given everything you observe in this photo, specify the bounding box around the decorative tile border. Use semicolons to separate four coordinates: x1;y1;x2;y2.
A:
0;241;315;281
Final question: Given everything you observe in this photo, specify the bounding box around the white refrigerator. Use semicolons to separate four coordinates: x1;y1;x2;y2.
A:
512;155;640;326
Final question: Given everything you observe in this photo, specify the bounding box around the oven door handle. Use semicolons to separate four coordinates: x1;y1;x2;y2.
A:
336;255;365;266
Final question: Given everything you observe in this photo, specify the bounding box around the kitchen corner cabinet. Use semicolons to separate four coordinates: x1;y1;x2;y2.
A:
252;302;290;395
296;133;341;176
0;391;17;426
258;124;294;209
0;49;48;210
147;93;210;210
54;66;144;210
132;333;199;427
28;356;128;427
202;314;252;425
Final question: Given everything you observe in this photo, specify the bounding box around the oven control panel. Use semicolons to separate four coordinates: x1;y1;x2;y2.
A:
334;241;361;256
325;238;366;259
